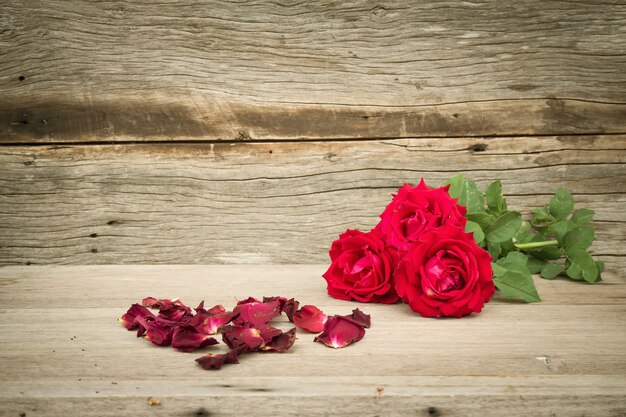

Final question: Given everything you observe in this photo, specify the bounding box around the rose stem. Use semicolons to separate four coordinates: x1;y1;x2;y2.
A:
514;240;559;250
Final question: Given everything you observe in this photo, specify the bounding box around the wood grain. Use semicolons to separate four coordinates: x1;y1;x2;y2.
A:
0;265;624;416
1;0;625;142
1;135;624;265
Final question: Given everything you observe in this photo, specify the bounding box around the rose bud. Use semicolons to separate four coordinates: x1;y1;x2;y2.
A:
377;180;467;252
293;305;327;333
262;328;297;352
233;299;281;327
314;315;366;349
394;225;494;318
195;349;240;370
323;228;399;304
171;325;219;352
120;304;154;330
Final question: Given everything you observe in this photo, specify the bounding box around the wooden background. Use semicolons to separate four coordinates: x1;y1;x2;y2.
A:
0;0;625;268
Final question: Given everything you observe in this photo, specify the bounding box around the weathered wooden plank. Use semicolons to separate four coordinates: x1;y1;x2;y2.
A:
1;136;624;264
1;0;625;142
0;265;624;416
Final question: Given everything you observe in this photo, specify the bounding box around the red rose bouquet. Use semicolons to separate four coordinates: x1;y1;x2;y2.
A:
323;175;603;317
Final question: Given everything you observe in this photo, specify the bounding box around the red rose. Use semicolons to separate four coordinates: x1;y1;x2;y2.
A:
323;228;399;304
377;180;467;251
394;225;494;317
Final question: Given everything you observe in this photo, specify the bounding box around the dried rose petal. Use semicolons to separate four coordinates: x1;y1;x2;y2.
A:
283;298;300;322
158;298;193;322
195;349;240;370
195;301;227;316
120;304;154;330
237;296;261;305
141;297;163;309
145;321;175;346
347;308;371;328
222;325;265;351
262;328;297;352
134;314;155;337
171;325;219;352
314;315;366;349
263;296;288;312
293;305;327;333
256;325;283;343
233;300;281;327
195;311;238;335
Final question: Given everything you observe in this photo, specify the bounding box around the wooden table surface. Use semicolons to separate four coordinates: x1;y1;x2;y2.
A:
0;265;624;416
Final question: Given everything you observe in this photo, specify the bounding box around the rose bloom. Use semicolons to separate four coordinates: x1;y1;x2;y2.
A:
323;228;399;304
394;225;494;317
377;180;467;252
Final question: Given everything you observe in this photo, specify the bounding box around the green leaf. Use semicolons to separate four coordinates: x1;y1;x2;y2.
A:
488;242;502;260
540;263;562;279
485;180;506;213
531;207;553;226
553;220;574;242
494;271;541;302
444;175;485;214
571;208;594;225
562;226;595;251
485;211;522;243
514;221;533;244
596;260;605;274
526;257;546;274
566;249;599;283
467;212;494;230
565;260;582;280
528;244;562;261
444;174;464;199
496;251;529;270
491;262;507;277
465;220;484;245
596;260;605;281
549;187;574;220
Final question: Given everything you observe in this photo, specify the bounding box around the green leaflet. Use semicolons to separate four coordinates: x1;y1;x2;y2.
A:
485;211;522;243
465;220;484;245
494;271;541;303
549;187;574;220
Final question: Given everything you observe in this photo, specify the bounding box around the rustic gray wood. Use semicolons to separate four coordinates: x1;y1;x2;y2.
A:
1;0;625;142
0;265;624;416
0;135;624;265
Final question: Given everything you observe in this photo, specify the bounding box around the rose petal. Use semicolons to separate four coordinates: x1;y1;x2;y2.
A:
157;298;193;322
262;328;297;352
221;325;265;351
195;349;240;370
194;311;238;335
120;304;154;330
346;308;371;328
293;305;327;333
233;300;281;327
314;315;366;349
255;324;283;343
263;296;288;312
236;296;261;305
171;325;219;352
141;297;163;309
145;320;176;346
283;298;300;322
